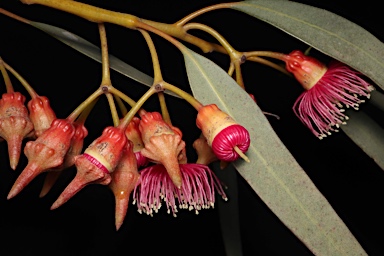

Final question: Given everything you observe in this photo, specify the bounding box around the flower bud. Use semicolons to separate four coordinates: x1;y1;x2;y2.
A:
27;95;56;138
284;50;327;90
196;104;250;162
139;112;184;188
7;118;75;199
0;92;34;169
39;122;88;198
109;140;140;230
125;117;148;167
193;136;218;165
51;126;127;209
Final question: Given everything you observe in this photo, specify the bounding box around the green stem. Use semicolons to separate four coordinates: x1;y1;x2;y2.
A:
247;56;291;76
162;81;203;111
106;93;119;126
114;94;128;116
1;59;39;97
244;51;288;62
158;91;171;125
67;88;102;122
0;58;14;93
119;86;157;128
108;87;136;107
183;22;239;57
175;3;235;26
21;0;139;28
99;23;111;85
76;97;98;125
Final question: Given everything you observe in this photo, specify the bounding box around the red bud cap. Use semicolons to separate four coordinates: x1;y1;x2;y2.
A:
7;118;75;199
0;92;34;169
139;112;184;188
285;50;327;90
109;141;140;230
50;126;127;209
27;95;56;138
196;104;250;162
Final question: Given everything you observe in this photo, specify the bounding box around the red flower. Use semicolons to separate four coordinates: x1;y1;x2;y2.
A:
51;125;128;209
284;50;374;139
196;104;250;162
7;118;75;199
0;92;34;169
133;163;227;217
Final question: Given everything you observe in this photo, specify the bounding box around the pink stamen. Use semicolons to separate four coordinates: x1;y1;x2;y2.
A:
133;164;227;217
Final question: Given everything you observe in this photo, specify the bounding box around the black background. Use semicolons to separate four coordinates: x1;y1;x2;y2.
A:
0;0;383;255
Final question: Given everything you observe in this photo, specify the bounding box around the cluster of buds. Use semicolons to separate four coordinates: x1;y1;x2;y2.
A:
4;96;251;226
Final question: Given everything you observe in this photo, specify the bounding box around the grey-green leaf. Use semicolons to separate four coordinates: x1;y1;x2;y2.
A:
182;47;366;255
370;90;384;113
341;110;384;171
214;162;243;256
30;22;154;87
230;0;384;91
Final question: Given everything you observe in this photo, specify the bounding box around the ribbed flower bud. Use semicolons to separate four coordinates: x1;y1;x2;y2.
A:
193;136;218;165
51;126;128;209
196;104;250;162
109;140;140;230
285;50;327;90
0;92;34;169
139;112;185;188
7;118;75;199
125;117;148;167
27;95;56;138
39;122;88;198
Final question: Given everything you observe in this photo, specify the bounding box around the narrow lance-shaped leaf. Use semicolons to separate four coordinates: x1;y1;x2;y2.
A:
214;162;243;256
29;22;180;98
370;90;384;113
229;0;384;91
182;47;367;255
341;110;384;171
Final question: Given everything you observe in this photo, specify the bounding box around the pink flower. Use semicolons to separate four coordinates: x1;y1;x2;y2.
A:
133;163;227;217
284;50;374;139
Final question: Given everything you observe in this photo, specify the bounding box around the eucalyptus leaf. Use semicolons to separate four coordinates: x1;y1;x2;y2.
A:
341;110;384;171
29;21;180;98
214;162;243;256
182;47;366;255
230;0;384;91
370;90;384;113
